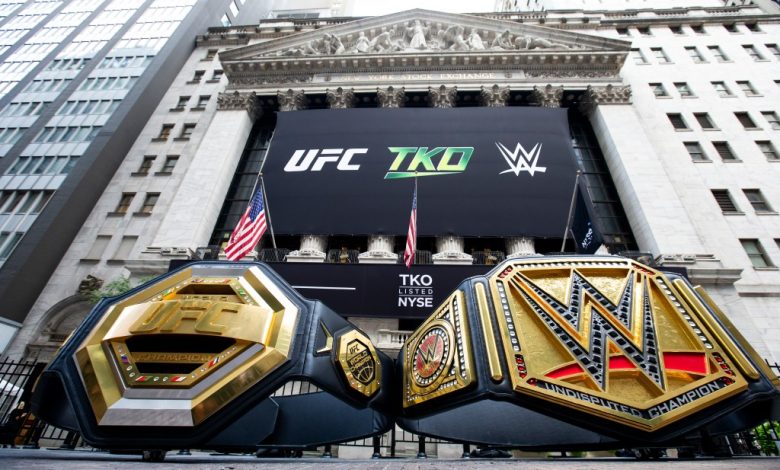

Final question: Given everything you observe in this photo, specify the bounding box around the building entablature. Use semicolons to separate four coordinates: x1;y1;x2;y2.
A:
217;9;630;91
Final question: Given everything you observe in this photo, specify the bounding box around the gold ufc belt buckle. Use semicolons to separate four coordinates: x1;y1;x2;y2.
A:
489;258;751;431
74;265;298;427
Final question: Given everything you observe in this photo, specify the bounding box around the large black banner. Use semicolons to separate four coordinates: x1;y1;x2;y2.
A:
263;107;580;237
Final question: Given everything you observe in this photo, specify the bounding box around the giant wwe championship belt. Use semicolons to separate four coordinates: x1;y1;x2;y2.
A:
398;256;780;448
32;262;394;451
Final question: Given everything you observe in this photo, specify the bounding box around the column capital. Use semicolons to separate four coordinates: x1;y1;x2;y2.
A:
377;86;405;108
326;86;356;109
480;84;510;107
579;84;632;114
428;85;457;108
530;84;563;108
277;88;307;111
217;91;258;119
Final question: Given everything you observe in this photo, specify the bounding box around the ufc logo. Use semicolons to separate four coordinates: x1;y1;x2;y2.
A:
283;148;368;172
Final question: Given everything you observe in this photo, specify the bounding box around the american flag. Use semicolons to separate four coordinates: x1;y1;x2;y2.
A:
224;187;267;261
403;181;417;268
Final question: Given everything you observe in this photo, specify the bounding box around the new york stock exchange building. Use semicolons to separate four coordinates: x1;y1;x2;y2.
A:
6;3;780;457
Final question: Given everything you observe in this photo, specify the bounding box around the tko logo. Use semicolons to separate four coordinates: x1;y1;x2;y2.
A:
283;148;368;172
385;147;473;179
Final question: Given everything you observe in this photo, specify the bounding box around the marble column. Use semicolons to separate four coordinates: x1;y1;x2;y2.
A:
506;237;538;258
326;87;356;109
377;86;405;108
428;85;457;108
359;235;398;264
277;88;306;111
432;235;473;265
530;84;564;108
143;91;258;259
287;235;327;263
480;84;510;107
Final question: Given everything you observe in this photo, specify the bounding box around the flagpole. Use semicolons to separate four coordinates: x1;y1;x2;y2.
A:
560;170;582;252
259;173;277;250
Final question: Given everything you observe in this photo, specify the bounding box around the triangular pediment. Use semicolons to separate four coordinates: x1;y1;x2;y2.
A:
219;9;630;86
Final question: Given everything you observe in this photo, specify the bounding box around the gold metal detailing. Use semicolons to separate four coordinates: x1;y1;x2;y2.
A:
475;282;503;382
487;258;748;431
317;321;334;354
693;286;779;389
74;266;299;426
337;330;381;397
403;290;475;408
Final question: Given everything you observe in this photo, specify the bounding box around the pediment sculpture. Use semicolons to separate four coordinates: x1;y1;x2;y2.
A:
270;22;577;57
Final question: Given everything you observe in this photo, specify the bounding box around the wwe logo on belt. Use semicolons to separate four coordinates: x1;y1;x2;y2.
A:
495;141;547;176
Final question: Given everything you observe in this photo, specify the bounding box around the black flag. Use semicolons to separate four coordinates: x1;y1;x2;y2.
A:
571;186;604;254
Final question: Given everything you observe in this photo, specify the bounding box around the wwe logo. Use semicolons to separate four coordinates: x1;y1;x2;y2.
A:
495;141;547;176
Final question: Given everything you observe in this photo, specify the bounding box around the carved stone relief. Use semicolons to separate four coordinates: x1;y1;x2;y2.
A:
326;87;356;108
267;22;577;57
480;84;510;107
217;91;258;117
578;84;632;113
377;86;405;108
530;84;563;108
428;85;457;108
277;89;307;111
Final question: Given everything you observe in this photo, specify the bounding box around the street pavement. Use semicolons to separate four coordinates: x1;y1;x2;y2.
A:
1;448;779;469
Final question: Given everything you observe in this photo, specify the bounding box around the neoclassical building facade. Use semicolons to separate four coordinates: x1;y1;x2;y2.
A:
5;5;780;370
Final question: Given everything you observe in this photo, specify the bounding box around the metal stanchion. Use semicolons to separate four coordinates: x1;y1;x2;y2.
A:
321;444;332;458
372;435;381;459
462;443;471;458
416;435;427;459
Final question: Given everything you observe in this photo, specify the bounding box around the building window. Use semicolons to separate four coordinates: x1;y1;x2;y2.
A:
669;25;683;35
743;189;773;213
616;27;629;36
172;96;189;111
651;47;670;63
138;193;159;215
650;83;668;97
83;235;110;260
209;69;223;82
711;189;740;213
204;48;218;60
154;124;174;141
746;23;760;33
194;95;210;109
111;235;138;261
723;23;738;33
767;44;780;60
631;49;648;65
115;193;134;214
734;112;758;129
742;44;764;61
0;232;23;261
160;155;178;173
674;82;694;97
740;239;774;268
667;113;688;130
694;113;716;129
736;81;759;96
637;27;651;36
756;141;779;160
220;14;230;27
762;111;780;129
711;81;732;97
685;46;706;63
189;70;205;83
685;142;708;161
708;45;729;62
177;123;196;140
134;156;155;176
713;142;738;161
691;24;705;34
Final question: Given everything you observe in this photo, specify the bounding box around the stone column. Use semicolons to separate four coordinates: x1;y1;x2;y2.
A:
432;235;473;265
480;84;510;107
358;235;398;264
377;86;405;108
287;235;327;263
277;88;306;111
143;91;258;259
326;87;356;109
428;85;457;108
530;84;564;108
506;237;538;258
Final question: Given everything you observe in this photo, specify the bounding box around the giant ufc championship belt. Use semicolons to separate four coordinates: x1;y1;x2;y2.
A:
398;256;780;449
32;262;394;451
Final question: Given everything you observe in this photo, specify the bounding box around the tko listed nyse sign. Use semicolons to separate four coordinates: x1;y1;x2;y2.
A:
398;274;434;308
